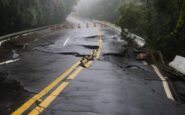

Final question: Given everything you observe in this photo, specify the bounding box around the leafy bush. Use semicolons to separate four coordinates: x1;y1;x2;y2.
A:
118;0;185;61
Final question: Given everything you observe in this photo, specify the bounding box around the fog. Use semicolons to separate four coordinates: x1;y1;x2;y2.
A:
74;0;142;11
74;0;101;16
74;0;143;19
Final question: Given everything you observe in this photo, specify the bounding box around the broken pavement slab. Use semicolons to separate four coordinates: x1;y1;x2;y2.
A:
169;55;185;75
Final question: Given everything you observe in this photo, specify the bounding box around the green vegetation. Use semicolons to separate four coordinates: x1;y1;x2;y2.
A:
0;0;77;36
118;0;185;61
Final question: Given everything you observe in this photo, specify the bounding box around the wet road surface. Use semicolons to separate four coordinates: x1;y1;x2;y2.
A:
0;17;185;115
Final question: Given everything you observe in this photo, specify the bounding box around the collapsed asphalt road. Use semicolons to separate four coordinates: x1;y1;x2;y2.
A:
0;18;185;115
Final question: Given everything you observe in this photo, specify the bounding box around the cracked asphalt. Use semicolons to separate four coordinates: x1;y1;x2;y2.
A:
0;17;185;115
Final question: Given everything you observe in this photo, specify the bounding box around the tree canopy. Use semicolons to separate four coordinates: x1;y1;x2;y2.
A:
118;0;185;61
0;0;77;36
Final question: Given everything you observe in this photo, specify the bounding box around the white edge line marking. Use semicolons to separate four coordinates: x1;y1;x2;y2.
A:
63;38;70;46
0;59;21;66
151;65;174;101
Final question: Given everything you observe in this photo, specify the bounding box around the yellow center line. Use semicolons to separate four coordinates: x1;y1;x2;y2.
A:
85;61;93;68
67;66;83;80
12;27;103;115
29;64;89;114
11;61;80;115
28;82;69;115
96;28;102;59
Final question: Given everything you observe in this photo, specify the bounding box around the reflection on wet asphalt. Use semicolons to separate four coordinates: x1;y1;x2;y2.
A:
0;20;185;115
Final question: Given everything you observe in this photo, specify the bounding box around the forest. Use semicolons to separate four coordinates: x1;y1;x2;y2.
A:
0;0;77;36
76;0;185;61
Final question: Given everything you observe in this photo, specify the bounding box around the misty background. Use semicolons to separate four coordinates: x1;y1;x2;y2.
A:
0;0;184;61
74;0;143;21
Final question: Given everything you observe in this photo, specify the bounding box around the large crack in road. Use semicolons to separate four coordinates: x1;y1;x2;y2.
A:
0;20;185;115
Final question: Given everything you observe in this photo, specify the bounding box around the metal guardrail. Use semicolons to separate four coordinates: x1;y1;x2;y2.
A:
94;20;122;34
0;26;52;47
94;20;145;48
0;26;49;41
0;22;70;46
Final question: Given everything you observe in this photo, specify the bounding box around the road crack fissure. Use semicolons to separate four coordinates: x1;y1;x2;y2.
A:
113;62;152;73
34;49;88;57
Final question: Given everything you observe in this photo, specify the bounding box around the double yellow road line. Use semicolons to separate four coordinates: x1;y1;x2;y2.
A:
96;28;102;59
29;66;85;115
12;28;102;115
12;61;80;115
